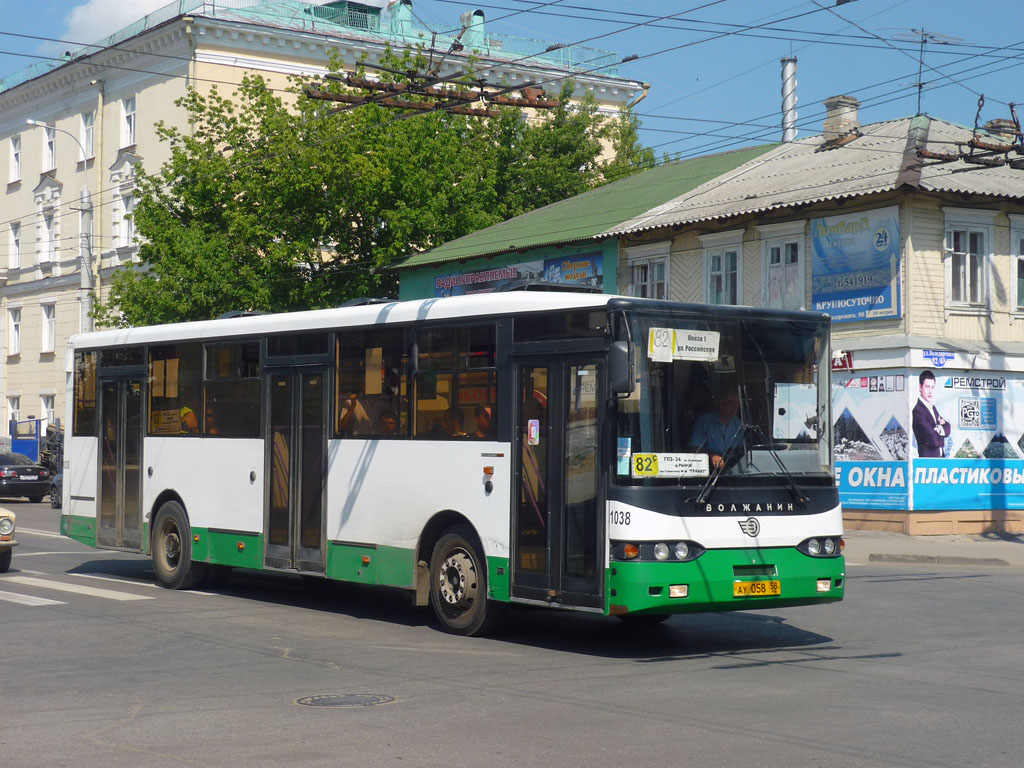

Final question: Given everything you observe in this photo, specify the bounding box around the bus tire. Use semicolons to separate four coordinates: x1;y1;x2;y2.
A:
0;548;11;573
152;501;207;590
429;525;497;636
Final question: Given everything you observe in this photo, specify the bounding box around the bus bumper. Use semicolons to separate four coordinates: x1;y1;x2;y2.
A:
607;547;845;615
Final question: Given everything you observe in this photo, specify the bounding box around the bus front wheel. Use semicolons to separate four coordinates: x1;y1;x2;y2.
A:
429;526;497;636
152;501;207;590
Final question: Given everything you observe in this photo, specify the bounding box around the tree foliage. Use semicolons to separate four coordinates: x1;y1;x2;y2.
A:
96;50;654;326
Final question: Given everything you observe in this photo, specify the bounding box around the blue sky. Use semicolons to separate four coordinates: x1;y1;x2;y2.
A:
1;0;1022;158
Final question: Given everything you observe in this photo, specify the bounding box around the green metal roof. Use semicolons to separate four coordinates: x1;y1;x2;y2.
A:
398;143;779;269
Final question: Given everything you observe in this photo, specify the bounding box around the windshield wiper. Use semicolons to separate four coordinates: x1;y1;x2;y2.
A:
694;423;752;506
749;426;809;505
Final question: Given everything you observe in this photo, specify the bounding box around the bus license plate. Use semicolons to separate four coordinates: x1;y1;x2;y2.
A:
733;580;781;597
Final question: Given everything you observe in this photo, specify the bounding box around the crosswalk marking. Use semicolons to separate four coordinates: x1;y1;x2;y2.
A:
16;551;95;557
73;573;161;589
0;591;66;607
3;575;154;601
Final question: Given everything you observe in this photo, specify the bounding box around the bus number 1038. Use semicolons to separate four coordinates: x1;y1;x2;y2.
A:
609;510;631;525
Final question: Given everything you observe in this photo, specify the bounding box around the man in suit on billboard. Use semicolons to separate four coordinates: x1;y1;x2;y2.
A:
913;370;950;457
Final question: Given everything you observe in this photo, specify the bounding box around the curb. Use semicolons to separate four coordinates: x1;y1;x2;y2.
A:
867;553;1009;567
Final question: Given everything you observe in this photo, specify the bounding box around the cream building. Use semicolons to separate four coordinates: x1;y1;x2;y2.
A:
0;0;644;436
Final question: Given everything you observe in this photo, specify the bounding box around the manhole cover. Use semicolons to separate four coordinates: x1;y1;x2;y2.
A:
296;694;395;708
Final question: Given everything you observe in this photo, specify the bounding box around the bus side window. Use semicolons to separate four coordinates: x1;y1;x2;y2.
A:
413;324;496;439
73;351;98;437
336;329;408;438
148;344;202;436
203;342;260;438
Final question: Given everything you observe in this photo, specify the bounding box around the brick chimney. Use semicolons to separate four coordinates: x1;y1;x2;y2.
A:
823;95;860;141
984;118;1017;142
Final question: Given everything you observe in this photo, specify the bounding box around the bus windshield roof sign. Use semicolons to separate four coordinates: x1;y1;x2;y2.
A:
647;328;720;363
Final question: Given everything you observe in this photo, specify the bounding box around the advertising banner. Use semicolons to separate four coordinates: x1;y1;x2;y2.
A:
811;206;901;323
434;252;603;296
833;369;909;509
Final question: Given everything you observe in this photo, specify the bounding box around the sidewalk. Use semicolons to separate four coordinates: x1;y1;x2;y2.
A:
843;529;1024;567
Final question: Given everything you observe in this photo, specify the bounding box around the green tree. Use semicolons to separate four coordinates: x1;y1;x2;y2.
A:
96;53;654;326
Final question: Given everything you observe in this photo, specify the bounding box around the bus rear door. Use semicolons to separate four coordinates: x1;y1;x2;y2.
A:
97;375;144;550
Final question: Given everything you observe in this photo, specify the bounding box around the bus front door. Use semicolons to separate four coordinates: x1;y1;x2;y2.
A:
264;369;328;573
513;360;603;609
97;377;144;550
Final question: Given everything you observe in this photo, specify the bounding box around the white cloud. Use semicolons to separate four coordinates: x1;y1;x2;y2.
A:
59;0;173;51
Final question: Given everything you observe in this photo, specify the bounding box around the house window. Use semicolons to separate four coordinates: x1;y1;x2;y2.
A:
120;194;135;247
700;230;743;306
8;396;20;424
943;208;996;314
759;221;805;310
122;96;136;147
41;395;55;429
80;110;95;160
43;126;56;171
624;242;670;299
41;213;55;263
9;136;20;182
8;223;20;269
1012;215;1024;315
41;303;56;353
8;309;21;355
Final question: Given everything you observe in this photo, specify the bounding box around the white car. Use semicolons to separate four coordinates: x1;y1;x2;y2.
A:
0;510;15;572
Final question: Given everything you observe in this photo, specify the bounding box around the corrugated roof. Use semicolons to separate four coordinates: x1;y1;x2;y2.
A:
608;115;1024;235
397;143;778;269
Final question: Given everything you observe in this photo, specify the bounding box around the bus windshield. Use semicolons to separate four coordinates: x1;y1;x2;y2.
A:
616;310;831;486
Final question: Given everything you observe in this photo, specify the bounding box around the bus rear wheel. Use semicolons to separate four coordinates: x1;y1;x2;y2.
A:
152;501;207;590
429;526;497;636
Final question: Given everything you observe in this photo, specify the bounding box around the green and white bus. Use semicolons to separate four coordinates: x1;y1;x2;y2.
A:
62;290;844;635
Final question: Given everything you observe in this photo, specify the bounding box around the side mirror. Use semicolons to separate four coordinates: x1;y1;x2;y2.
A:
610;341;634;396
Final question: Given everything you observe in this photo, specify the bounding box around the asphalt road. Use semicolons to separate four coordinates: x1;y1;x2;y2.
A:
3;504;1022;768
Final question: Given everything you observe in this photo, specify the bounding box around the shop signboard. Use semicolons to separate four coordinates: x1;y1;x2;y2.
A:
433;252;603;296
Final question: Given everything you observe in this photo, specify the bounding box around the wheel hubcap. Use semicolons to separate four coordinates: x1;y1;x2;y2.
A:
438;550;477;608
164;529;181;568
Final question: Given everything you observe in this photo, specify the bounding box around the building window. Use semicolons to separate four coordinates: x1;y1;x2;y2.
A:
701;230;743;306
122;96;136;147
41;395;55;429
120;194;135;247
8;223;20;269
9;136;20;183
41;303;56;353
943;208;996;315
8;396;20;424
758;221;805;310
8;309;21;355
624;242;670;300
43;125;56;171
40;213;55;263
80;110;95;160
1012;215;1024;316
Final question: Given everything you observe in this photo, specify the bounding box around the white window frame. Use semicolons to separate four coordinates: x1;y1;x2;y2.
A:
942;207;996;321
122;96;136;147
9;222;20;269
8;396;20;424
119;193;136;248
758;221;805;310
624;241;671;300
700;229;744;306
43;125;56;172
40;212;56;263
41;302;56;353
1010;215;1024;322
40;395;55;429
80;110;95;161
8;308;22;356
9;135;20;183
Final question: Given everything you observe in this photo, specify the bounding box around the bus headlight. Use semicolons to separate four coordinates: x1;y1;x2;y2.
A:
807;538;821;556
824;538;836;555
673;541;689;560
798;537;843;558
653;543;670;560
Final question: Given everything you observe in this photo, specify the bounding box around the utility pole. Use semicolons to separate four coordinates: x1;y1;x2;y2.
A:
26;119;94;333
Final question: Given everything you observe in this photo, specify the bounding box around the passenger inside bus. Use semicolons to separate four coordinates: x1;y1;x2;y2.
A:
473;405;494;439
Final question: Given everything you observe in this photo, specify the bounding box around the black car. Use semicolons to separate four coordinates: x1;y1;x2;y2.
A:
50;472;63;509
0;453;51;502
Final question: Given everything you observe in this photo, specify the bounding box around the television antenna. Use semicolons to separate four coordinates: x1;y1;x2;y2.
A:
888;28;963;115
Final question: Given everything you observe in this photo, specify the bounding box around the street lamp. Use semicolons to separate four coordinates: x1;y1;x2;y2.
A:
25;119;95;332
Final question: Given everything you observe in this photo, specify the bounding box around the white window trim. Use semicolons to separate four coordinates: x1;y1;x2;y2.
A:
41;301;57;354
8;396;20;424
39;211;56;264
121;96;136;148
9;222;20;269
942;207;997;322
43;125;56;172
1011;214;1024;323
9;135;21;183
757;221;806;310
624;240;671;299
40;394;56;429
80;110;95;161
699;229;744;306
8;308;22;356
